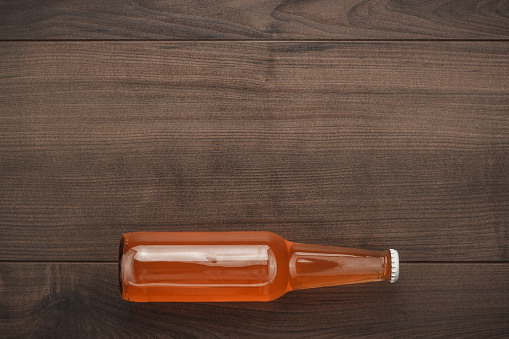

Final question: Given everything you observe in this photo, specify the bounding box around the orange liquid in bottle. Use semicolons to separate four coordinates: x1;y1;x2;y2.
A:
119;231;395;302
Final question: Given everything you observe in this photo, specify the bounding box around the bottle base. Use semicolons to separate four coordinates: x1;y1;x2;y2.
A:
118;234;125;298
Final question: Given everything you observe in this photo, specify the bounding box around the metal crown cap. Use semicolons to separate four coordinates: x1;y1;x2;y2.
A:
389;249;400;283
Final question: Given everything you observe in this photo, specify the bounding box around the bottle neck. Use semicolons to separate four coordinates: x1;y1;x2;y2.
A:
287;242;391;291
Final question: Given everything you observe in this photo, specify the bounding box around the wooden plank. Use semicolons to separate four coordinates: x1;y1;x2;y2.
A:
1;42;508;261
1;0;509;40
0;263;507;337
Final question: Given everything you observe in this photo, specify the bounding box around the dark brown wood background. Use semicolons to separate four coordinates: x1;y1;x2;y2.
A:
1;1;508;337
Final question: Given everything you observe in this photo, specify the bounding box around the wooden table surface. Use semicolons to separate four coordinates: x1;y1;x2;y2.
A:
1;1;509;337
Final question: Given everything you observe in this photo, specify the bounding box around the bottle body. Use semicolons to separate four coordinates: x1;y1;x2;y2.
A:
119;231;289;302
119;231;396;302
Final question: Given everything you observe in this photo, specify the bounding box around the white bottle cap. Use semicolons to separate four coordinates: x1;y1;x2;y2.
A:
389;249;399;283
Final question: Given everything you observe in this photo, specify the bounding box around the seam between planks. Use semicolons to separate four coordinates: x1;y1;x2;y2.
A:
1;39;509;43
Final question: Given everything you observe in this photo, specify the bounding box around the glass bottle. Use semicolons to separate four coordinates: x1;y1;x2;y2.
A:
119;231;399;302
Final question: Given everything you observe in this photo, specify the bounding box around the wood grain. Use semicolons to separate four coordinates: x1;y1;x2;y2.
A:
1;263;508;337
1;42;508;262
1;0;508;336
1;0;509;40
